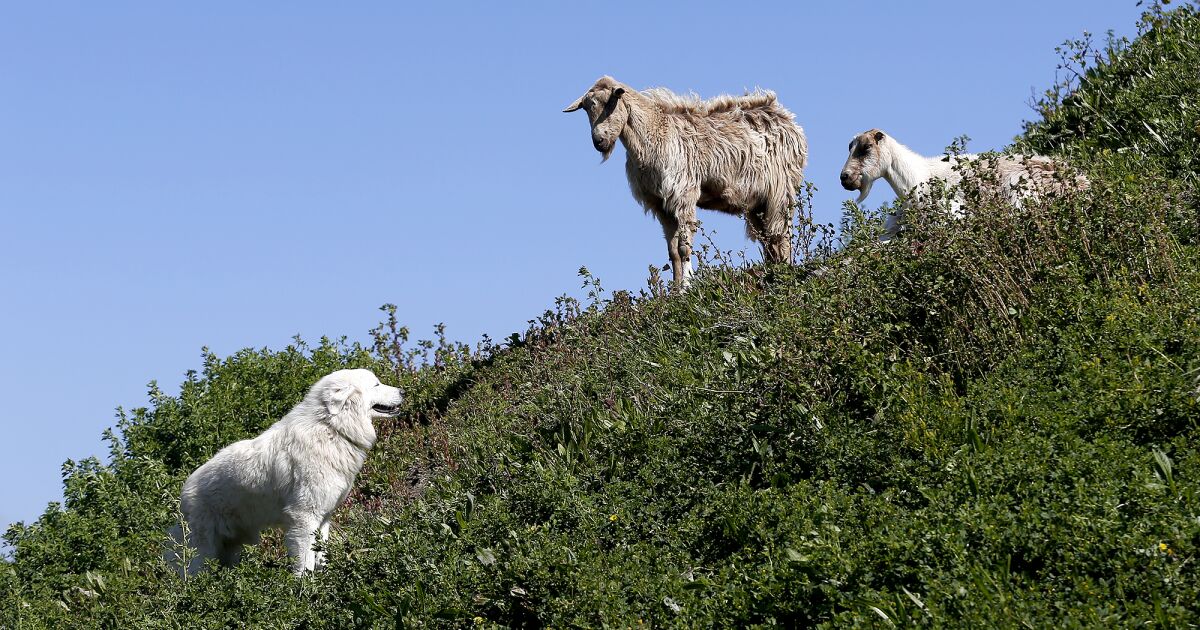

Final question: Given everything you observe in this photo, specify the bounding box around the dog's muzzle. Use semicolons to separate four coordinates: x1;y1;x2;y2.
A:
371;403;402;417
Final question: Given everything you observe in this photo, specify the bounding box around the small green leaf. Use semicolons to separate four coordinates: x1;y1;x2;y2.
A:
785;548;810;563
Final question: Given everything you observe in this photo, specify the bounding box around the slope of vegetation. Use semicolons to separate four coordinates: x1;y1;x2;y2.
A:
4;3;1199;627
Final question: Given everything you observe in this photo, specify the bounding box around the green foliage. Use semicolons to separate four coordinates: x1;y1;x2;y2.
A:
1022;2;1200;171
4;3;1200;626
1020;0;1200;243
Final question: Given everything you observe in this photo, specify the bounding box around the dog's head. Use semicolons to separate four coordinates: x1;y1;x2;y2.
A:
318;368;404;418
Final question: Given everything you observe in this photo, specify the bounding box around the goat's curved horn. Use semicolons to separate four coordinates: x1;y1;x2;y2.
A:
563;95;584;113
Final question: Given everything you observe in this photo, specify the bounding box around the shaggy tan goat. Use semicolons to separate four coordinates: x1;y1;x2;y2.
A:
564;76;808;288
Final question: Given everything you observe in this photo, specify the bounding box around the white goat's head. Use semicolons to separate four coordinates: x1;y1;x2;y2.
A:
563;76;630;162
840;129;888;203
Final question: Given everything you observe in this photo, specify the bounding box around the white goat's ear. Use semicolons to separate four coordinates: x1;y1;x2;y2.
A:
325;383;355;416
873;130;885;142
563;95;584;113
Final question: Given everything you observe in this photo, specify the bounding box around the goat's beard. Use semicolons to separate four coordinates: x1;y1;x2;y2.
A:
600;144;615;163
855;177;874;204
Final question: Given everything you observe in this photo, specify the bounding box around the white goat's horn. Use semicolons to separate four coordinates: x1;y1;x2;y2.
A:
563;95;584;113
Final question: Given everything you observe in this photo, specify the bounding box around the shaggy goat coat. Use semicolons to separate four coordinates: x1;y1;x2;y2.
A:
167;369;402;576
565;76;808;287
840;129;1086;240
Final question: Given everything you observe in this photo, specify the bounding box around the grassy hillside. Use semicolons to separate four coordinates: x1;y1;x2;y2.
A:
4;3;1199;627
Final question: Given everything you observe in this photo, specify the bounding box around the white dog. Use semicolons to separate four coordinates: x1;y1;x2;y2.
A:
167;368;402;575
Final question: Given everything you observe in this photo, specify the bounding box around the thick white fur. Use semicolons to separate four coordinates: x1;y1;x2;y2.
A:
840;130;1081;241
166;368;402;575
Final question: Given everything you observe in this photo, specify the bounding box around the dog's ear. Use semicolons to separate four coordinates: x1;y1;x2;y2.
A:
324;383;356;416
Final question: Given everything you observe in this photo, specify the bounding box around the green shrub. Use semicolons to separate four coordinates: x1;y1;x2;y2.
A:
4;2;1199;627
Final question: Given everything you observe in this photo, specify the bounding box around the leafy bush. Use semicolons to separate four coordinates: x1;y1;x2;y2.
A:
4;2;1199;627
1020;0;1200;243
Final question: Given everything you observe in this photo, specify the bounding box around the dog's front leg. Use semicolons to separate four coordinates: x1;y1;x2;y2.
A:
314;520;332;570
284;517;321;575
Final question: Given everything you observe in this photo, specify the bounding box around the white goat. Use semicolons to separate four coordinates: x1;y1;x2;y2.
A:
839;129;1084;241
564;76;808;288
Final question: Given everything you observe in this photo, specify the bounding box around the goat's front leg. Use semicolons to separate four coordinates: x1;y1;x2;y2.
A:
676;216;696;289
667;197;699;290
655;210;685;289
880;210;902;242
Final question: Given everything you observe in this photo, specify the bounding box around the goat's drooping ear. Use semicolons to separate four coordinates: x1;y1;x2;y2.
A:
563;94;585;113
873;130;885;142
324;383;356;416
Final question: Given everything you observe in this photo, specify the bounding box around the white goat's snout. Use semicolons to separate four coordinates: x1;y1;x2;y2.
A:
840;170;860;191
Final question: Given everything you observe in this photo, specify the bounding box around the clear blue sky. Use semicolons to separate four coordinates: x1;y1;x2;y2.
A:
0;2;1143;532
